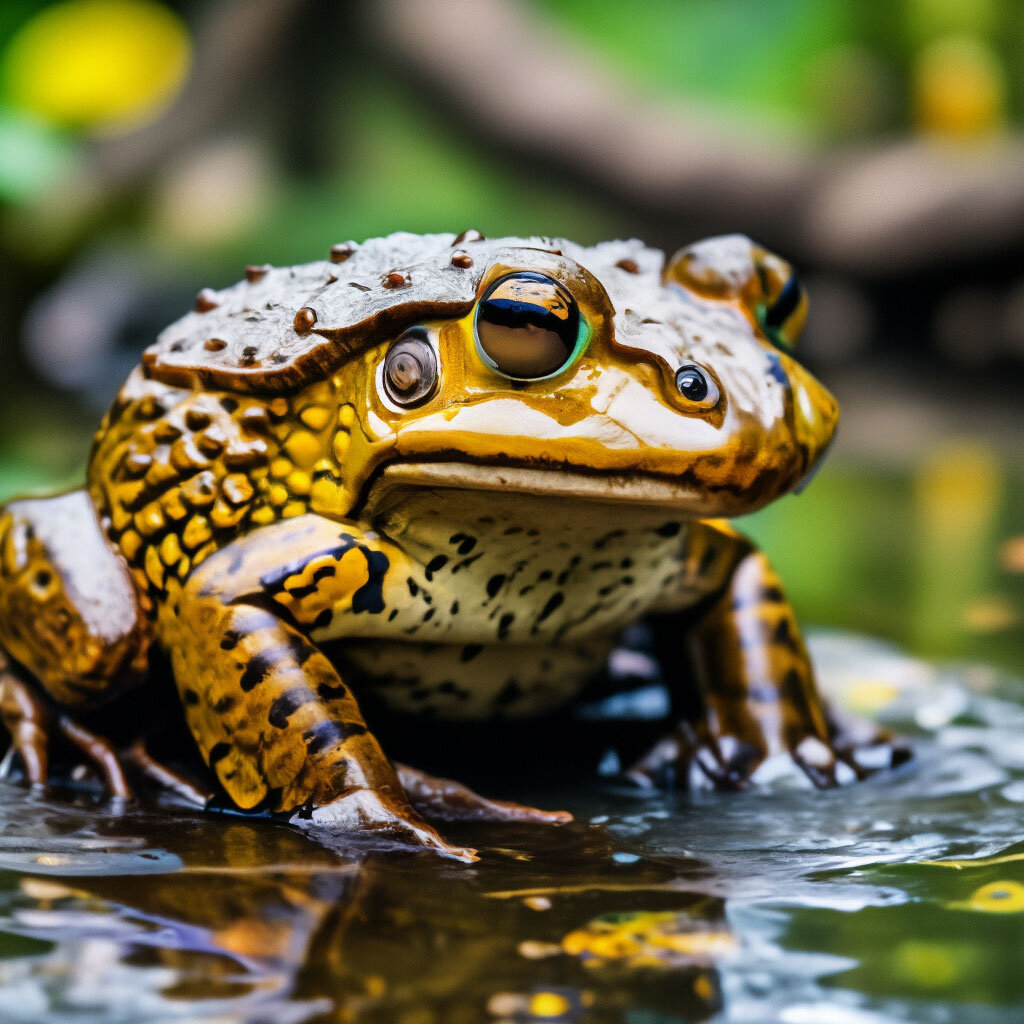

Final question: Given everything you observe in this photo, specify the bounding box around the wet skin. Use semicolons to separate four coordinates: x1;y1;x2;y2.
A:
0;231;901;860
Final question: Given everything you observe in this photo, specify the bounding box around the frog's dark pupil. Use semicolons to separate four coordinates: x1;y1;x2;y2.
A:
476;272;580;379
675;366;709;401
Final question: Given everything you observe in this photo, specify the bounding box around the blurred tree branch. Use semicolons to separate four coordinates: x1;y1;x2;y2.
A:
364;0;1024;275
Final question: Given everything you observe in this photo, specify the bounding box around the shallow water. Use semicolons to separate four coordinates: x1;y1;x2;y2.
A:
0;631;1022;1023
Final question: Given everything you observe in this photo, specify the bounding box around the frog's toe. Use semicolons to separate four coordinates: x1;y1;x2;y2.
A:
395;763;572;825
790;735;844;788
56;716;132;799
626;725;765;792
827;706;914;778
302;786;479;862
0;669;49;787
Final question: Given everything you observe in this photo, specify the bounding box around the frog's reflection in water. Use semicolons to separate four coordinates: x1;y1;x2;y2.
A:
1;810;727;1023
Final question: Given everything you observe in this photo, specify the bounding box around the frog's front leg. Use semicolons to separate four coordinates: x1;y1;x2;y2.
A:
164;515;484;860
631;523;900;790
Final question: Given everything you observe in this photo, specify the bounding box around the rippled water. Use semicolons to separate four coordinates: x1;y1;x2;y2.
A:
0;631;1022;1024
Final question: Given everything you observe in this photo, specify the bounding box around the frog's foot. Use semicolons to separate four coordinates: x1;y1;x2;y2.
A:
0;664;49;786
124;740;213;807
299;786;480;863
0;666;132;798
625;721;766;791
827;705;913;778
627;716;909;792
395;763;573;825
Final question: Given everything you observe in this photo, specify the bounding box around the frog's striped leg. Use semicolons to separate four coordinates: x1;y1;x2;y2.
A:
634;522;875;789
164;516;477;861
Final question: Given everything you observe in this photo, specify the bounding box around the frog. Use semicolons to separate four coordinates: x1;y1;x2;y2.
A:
0;230;904;861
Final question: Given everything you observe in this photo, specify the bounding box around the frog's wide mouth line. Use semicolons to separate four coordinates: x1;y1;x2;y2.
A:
361;459;709;513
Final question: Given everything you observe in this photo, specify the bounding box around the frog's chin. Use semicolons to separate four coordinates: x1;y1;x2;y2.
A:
360;460;713;516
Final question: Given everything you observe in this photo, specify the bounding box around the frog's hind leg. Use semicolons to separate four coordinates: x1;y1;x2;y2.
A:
630;522;909;790
164;515;477;861
0;491;150;795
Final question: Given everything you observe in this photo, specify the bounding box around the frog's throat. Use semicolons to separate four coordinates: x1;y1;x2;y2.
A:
359;461;706;518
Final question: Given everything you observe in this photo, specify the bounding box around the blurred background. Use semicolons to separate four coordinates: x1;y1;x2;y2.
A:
0;0;1021;679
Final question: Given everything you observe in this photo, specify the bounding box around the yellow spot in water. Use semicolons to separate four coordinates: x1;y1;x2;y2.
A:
339;404;356;428
968;880;1024;913
281;501;307;519
270;458;291;479
846;678;902;715
892;940;959;988
267;484;289;508
250;506;276;526
34;854;70;867
3;0;191;134
528;992;570;1018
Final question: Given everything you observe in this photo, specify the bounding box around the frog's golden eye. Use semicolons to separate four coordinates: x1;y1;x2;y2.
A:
675;364;720;409
475;272;584;380
757;271;808;352
382;330;438;407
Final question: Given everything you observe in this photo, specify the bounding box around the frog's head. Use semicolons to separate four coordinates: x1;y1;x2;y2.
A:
353;234;837;519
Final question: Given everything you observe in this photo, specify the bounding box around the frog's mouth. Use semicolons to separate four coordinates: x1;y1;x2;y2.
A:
360;459;709;516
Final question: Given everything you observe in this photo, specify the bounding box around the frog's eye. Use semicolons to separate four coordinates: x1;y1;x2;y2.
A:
475;272;583;380
675;364;720;409
756;270;808;352
382;330;438;407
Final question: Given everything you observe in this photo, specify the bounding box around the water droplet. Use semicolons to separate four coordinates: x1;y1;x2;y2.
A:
245;263;270;283
612;851;641;864
451;250;473;269
452;228;485;245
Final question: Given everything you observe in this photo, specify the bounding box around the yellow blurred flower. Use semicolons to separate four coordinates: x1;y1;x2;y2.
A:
912;34;1006;139
2;0;190;134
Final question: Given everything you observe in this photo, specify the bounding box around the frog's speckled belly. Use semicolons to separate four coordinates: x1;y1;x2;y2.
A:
338;639;613;719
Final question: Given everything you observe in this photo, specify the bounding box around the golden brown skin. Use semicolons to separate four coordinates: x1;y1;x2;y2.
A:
0;231;895;858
